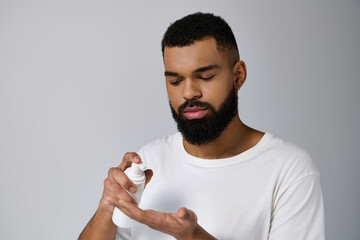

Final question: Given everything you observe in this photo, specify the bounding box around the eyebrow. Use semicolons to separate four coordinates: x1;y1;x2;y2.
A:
164;71;179;77
164;64;220;77
193;64;220;73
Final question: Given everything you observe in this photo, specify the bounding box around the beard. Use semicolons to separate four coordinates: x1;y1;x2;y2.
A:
170;87;238;146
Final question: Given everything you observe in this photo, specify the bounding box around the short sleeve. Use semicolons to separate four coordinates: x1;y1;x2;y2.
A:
268;173;325;240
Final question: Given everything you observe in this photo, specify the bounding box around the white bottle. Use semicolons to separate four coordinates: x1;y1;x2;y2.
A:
112;163;146;228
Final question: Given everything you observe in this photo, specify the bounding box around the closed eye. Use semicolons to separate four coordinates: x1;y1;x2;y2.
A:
169;79;182;86
199;75;216;81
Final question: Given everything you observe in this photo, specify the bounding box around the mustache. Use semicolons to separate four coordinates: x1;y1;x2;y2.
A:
178;100;215;113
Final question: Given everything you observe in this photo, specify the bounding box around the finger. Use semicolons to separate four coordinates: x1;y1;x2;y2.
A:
119;152;142;171
104;177;137;203
176;207;197;224
117;200;146;220
100;183;137;215
107;168;137;194
118;200;171;227
100;187;122;211
144;169;153;187
176;207;188;219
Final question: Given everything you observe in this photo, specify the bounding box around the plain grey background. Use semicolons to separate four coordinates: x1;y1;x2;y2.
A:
0;0;359;239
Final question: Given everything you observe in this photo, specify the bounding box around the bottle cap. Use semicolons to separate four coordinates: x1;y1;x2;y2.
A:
125;163;146;182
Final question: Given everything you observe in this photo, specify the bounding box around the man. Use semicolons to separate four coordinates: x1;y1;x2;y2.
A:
79;12;325;239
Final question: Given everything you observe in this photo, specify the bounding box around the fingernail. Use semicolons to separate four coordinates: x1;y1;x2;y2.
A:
129;187;136;194
134;156;140;162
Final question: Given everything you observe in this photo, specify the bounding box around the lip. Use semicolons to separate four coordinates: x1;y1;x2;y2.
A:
183;107;208;120
184;107;207;112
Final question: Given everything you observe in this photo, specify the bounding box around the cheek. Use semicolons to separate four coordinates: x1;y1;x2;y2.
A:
203;82;232;109
166;88;182;111
204;92;226;110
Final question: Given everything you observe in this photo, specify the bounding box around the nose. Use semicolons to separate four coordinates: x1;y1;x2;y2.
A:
182;78;202;101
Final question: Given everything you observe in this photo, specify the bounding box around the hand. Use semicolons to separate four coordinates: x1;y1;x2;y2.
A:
99;152;153;214
117;201;217;240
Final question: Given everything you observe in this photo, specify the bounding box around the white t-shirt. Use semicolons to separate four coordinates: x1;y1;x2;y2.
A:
117;132;325;239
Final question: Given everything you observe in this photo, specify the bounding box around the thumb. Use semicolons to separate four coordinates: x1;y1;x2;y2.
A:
144;169;153;187
177;207;192;220
177;207;198;225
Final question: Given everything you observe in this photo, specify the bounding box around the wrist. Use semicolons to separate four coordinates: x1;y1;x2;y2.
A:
78;204;117;240
98;198;116;216
95;201;118;228
190;224;217;240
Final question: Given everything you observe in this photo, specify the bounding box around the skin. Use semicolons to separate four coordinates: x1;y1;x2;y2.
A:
79;37;264;240
165;37;264;159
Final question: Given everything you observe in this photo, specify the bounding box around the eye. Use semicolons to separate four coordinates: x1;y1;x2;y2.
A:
169;79;182;86
199;75;216;81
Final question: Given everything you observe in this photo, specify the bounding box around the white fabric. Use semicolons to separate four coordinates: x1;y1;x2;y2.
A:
116;132;325;239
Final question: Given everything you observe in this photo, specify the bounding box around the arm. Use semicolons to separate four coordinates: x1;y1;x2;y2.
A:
78;152;153;240
78;206;117;240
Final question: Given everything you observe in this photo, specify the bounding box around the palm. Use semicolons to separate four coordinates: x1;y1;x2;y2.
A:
117;201;197;239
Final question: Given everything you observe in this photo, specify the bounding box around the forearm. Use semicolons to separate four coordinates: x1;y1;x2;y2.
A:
79;207;117;240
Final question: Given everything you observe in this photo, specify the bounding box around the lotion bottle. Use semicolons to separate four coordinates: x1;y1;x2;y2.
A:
112;162;146;228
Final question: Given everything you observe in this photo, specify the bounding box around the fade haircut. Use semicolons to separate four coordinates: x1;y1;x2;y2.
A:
161;12;240;64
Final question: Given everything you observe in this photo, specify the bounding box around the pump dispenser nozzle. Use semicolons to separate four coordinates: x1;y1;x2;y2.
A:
127;163;146;179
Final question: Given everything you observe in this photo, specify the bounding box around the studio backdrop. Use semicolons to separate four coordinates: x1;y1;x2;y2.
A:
0;0;359;239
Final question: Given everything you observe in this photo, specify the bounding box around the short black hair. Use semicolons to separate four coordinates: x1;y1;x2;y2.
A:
161;12;239;61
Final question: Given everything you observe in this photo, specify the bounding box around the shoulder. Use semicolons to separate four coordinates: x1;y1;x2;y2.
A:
265;133;320;186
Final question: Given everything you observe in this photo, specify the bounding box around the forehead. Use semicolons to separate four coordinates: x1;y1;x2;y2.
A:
163;38;226;72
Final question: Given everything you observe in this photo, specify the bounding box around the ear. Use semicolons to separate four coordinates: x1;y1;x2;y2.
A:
233;60;247;90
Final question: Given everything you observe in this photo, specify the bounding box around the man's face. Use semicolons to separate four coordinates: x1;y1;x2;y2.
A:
164;38;239;145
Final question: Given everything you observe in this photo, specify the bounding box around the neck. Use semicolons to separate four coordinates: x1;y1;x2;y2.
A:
182;115;264;159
